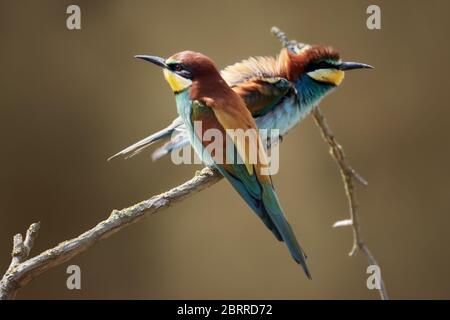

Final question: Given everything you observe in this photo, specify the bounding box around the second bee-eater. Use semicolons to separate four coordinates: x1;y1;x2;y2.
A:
134;51;311;277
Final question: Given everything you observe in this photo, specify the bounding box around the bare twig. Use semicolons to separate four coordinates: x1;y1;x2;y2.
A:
271;26;388;300
312;107;365;255
8;223;41;270
2;223;41;299
0;167;222;300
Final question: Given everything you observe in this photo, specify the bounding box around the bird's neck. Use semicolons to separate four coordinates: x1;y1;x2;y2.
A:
295;74;335;112
189;73;230;101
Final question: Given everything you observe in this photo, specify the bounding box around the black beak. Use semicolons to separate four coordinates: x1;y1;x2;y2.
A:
135;55;168;69
339;61;374;71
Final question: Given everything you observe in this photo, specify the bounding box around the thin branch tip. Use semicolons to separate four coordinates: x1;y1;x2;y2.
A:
271;25;387;300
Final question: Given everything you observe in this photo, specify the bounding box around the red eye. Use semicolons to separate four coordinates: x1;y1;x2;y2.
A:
174;64;183;72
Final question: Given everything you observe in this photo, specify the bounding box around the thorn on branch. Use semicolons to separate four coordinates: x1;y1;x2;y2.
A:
350;167;369;186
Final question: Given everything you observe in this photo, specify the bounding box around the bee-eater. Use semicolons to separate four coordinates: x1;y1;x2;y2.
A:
133;51;311;277
109;44;372;160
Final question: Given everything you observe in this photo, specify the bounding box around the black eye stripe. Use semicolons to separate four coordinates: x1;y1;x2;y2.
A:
305;61;336;72
168;63;185;72
167;63;193;80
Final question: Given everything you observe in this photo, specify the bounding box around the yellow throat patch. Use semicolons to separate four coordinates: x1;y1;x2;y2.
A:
163;69;192;92
307;68;345;86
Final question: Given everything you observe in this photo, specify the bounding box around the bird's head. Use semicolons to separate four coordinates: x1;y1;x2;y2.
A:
135;51;220;94
283;45;373;86
280;45;373;107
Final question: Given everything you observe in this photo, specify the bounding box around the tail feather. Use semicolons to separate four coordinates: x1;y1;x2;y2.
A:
151;129;191;161
261;183;311;279
107;117;184;161
215;164;311;278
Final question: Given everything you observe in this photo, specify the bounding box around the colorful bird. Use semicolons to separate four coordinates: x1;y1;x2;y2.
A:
131;51;312;277
109;43;372;161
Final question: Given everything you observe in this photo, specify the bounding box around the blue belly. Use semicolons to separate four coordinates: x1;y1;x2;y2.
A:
255;76;335;136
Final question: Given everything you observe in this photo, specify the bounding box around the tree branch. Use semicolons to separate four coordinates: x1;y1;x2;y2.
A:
271;26;388;300
0;167;222;300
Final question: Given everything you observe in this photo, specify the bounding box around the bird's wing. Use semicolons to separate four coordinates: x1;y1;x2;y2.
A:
200;96;266;176
107;117;185;161
221;55;281;87
231;76;294;118
222;53;293;118
196;98;310;277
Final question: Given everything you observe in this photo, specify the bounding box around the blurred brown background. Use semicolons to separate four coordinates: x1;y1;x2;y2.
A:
1;0;449;299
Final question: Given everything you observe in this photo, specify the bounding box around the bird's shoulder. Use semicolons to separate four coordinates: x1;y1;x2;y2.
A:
198;93;254;128
231;76;294;117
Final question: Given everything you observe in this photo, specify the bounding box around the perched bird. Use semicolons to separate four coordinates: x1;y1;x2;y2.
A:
132;51;311;277
109;44;372;161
